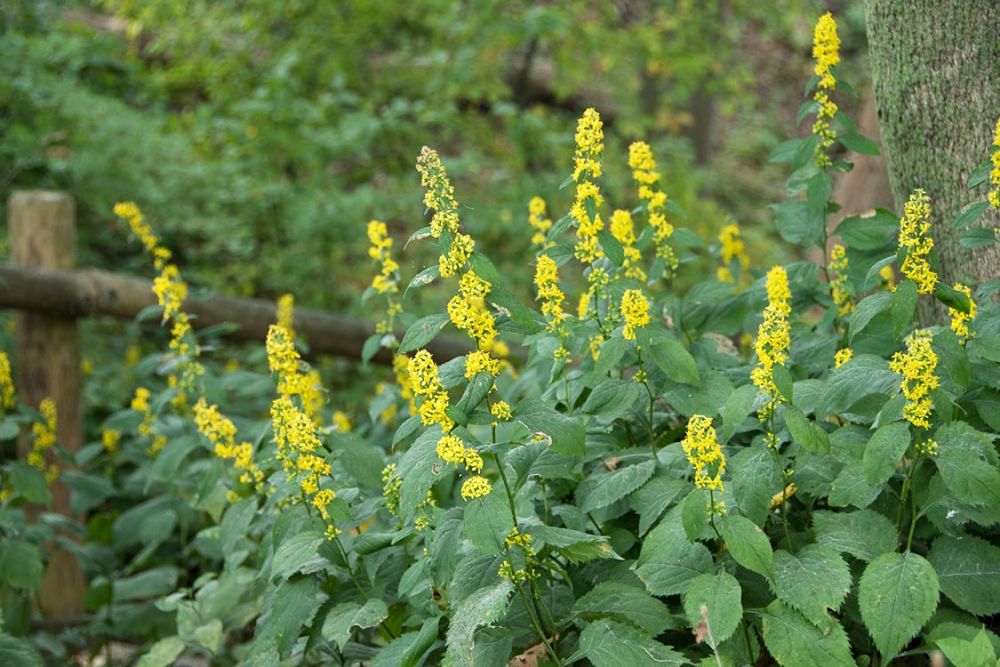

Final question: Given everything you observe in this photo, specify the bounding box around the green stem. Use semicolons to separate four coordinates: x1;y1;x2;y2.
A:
895;447;923;547
905;454;923;552
516;582;564;666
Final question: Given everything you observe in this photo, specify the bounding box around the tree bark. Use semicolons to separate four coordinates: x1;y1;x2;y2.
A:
864;0;1000;321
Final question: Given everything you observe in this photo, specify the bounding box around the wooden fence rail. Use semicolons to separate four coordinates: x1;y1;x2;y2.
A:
3;190;470;619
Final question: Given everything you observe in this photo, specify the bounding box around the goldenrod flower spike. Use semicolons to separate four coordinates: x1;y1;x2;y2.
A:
890;330;940;435
620;289;651;341
811;12;840;166
988;117;1000;209
897;189;937;294
610;210;646;281
534;254;567;332
276;293;296;339
681;414;726;493
949;283;976;343
0;352;15;411
628;141;678;274
528;197;553;247
29;398;59;483
416;147;471;277
717;224;749;284
829;244;854;316
751;266;792;420
571;109;605;264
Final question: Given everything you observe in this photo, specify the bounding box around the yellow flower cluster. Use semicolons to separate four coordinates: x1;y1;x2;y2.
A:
114;202;201;381
751;266;792;415
490;400;512;425
889;330;940;432
102;429;120;455
829;244;854;316
0;352;14;410
271;396;328;486
717;223;749;284
447;270;497;350
989;118;1000;209
194;399;264;490
367;221;399;294
811;12;840;166
393;355;416;414
681;414;726;492
769;483;797;510
408;350;454;432
949;283;976;343
498;528;539;583
382;464;402;516
460;475;492;501
571;109;605;264
276;293;296;339
416;147;472;277
898;189;937;294
610;210;646;281
28;398;59;483
628;141;677;273
465;350;501;379
332;410;352;432
880;265;896;291
528;196;553;247
834;348;853;368
534;254;567;332
620;289;651;341
132;387;166;455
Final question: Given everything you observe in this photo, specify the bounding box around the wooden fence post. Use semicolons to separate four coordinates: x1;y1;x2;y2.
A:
9;191;86;618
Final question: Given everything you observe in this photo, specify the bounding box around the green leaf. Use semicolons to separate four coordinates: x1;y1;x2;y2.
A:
934;422;1000;507
849;292;892;342
361;333;382;363
322;599;389;650
720;384;756;443
450;371;492;423
515;402;584;456
463;485;511;555
0;540;43;591
136;636;185;667
398;427;447;521
681;488;711;542
527;525;619;564
813;509;897;562
784;405;829;454
682;571;742;647
0;635;43;667
731;446;780;526
862;421;910;485
581;380;645;421
648;337;700;386
571;619;686;666
761;601;854;667
954;201;990;229
771;200;820;246
720;514;773;579
469;252;502;285
935;282;972;313
864;255;898;290
255;576;323;657
772;545;851;625
398;313;449;354
7;462;51;505
272;530;324;580
839;131;880;155
635;511;713;595
114;566;181;602
772;364;794;404
589;335;627;378
576;461;656;514
768;138;804;164
444;581;513;667
596;231;625;265
62;470;116;514
928;535;1000;616
629;477;687;536
373;618;439;667
835;209;898;250
891;279;918;337
829;459;882;509
935;628;997;667
0;419;19;440
858;551;940;661
573;582;672;636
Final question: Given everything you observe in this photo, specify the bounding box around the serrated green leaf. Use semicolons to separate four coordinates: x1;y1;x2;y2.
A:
630;477;687;536
681;488;711;542
813;509;897;562
891;279;918;336
835;209;898;250
772;545;851;625
576;461;655;514
720;384;756;443
682;571;742;647
444;581;513;667
784;405;829;454
772;364;794;404
859;551;940;661
573;582;672;636
372;617;439;667
928;535;1000;616
849;292;892;342
271;530;323;580
571;619;686;666
398;426;447;521
731;445;781;526
635;511;714;595
648;337;700;386
581;380;645;420
255;576;323;657
7;462;51;506
515;402;584;456
934;422;1000;507
463;485;511;555
720;514;773;579
862;421;910;485
935;628;997;667
762;601;854;667
322;599;389;650
527;525;619;564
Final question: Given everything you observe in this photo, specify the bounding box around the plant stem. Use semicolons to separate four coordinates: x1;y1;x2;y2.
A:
895;448;923;547
516;582;564;666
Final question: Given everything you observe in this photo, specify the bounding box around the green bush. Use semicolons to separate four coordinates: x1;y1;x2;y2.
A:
1;10;999;667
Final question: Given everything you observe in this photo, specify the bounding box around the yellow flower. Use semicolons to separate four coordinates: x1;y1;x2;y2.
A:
271;395;323;458
29;399;58;482
834;348;853;368
490;400;512;424
195;398;264;489
276;293;296;339
528;196;553;247
102;429;120;455
367;220;400;296
811;12;840;166
312;488;336;520
408;350;454;432
769;483;797;509
949;283;976;343
889;329;940;431
151;264;188;324
534;254;567;331
628;141;677;274
880;265;896;291
0;352;15;410
332;410;352;432
114;201;159;256
610;210;646;281
571;109;605;264
717;224;749;284
393;354;416;414
382;464;402;516
416;147;460;237
751;266;792;414
681;414;726;492
461;475;492;501
829;244;854;316
266;324;300;379
465;350;500;379
436;434;467;465
620;289;651;341
898;189;937;294
447;270;496;349
989;117;1000;209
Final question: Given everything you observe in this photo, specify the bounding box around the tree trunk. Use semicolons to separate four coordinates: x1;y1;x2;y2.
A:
864;0;1000;321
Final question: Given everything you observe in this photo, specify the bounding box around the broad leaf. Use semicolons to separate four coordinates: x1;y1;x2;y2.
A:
573;582;672;636
761;601;854;667
813;509;897;562
928;534;1000;616
682;571;742;646
862;421;910;485
576;461;655;514
720;514;774;579
322;599;389;650
571;619;686;666
444;581;512;667
772;545;851;625
858;551;940;661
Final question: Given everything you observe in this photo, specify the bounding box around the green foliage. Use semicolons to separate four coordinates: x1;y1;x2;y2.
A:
1;7;998;667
